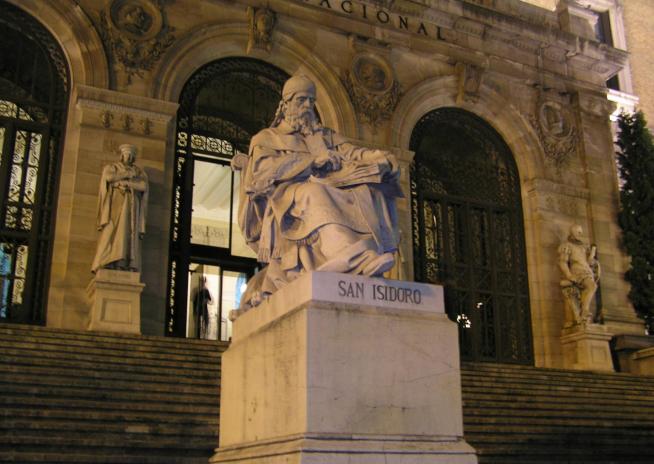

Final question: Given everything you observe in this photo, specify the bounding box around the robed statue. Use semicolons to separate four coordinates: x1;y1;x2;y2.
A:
91;144;149;273
233;75;402;310
558;224;601;326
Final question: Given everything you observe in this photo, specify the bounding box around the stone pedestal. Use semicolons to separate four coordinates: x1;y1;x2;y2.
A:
561;323;614;372
632;348;654;376
87;269;144;334
210;271;477;464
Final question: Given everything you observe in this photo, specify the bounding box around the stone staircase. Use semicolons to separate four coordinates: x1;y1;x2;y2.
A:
461;362;654;463
3;324;654;463
0;323;225;463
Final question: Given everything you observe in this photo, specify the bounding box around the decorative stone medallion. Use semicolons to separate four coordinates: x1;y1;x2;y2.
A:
99;0;176;84
531;100;578;169
344;53;400;128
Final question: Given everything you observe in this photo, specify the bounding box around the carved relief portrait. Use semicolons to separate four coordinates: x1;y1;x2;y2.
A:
110;0;162;40
99;0;175;85
352;54;393;93
539;101;572;139
530;99;578;170
344;53;400;128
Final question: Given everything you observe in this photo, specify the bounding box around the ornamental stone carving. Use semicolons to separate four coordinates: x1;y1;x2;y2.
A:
530;100;578;169
455;62;484;104
343;53;400;128
99;0;176;84
246;6;276;54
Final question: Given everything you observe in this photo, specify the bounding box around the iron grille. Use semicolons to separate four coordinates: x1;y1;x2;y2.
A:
410;108;533;364
0;2;69;324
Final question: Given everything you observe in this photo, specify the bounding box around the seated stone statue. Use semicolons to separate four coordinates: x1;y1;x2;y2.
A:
233;75;402;310
558;224;601;326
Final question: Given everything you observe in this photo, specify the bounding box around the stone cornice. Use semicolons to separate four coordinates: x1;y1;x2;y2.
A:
241;0;626;86
75;84;179;121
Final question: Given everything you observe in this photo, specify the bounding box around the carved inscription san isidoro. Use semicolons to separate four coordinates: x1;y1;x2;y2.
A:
296;0;444;39
338;279;423;304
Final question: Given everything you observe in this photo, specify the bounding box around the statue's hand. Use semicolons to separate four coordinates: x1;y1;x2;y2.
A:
313;150;340;171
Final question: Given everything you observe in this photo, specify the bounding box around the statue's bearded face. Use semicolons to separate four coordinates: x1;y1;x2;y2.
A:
284;91;317;135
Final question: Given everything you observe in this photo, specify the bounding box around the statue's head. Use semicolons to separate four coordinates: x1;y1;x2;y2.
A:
569;224;584;242
272;75;319;134
119;144;137;165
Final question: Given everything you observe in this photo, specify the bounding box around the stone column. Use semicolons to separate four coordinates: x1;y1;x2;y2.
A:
211;271;477;464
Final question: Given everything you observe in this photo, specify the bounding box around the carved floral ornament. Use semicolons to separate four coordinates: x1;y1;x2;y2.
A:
99;0;176;84
530;100;578;170
343;53;400;128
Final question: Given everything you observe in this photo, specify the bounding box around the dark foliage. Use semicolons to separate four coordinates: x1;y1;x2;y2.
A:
616;111;654;333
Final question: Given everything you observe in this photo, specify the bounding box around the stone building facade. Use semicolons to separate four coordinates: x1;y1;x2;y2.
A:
1;0;648;370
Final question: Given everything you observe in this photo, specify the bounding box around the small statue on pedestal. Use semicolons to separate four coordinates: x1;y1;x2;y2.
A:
558;224;601;326
91;144;149;273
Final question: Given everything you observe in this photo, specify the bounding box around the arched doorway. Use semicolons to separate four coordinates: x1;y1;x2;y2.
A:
166;58;289;339
0;2;70;325
410;108;533;364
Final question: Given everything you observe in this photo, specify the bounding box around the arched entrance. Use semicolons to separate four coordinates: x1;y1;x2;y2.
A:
410;108;533;364
0;2;69;325
165;58;289;339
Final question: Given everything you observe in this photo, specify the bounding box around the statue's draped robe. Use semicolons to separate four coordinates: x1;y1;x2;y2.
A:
91;162;148;272
238;123;402;307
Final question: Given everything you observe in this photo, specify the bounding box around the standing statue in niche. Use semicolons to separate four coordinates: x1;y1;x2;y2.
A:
232;75;402;311
558;224;601;326
91;144;149;273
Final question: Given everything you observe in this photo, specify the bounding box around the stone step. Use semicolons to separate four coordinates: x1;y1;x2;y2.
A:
0;394;219;416
0;362;219;387
0;418;216;438
2;404;219;425
1;431;215;449
462;402;654;421
2;370;219;395
462;381;654;401
461;372;654;392
463;388;654;408
462;362;653;385
1;354;219;379
471;444;654;462
0;451;211;464
3;334;224;363
2;347;221;373
0;382;219;405
464;410;654;428
0;324;225;354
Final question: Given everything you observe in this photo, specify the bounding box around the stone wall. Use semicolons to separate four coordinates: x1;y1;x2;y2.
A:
622;0;654;124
